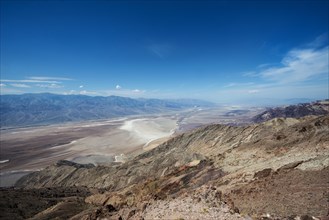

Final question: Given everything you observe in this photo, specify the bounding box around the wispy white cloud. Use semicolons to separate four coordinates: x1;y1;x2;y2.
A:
0;83;6;87
305;32;328;48
28;76;73;81
223;82;254;88
259;46;328;83
36;83;63;89
242;35;329;85
1;79;61;84
10;83;31;88
79;85;84;88
217;82;328;104
257;64;273;69
132;89;142;93
1;76;73;85
0;87;24;94
63;90;77;95
242;71;258;77
79;90;100;95
102;88;146;97
1;76;71;92
63;89;101;96
82;86;147;97
218;35;329;103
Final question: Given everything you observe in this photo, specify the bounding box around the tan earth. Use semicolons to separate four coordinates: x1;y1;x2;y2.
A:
1;107;260;187
5;114;327;220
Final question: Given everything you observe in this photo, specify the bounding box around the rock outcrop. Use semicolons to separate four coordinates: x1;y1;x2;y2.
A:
0;187;92;220
4;114;329;219
252;100;329;122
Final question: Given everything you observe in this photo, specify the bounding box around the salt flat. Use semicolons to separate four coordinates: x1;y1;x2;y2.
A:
120;117;177;144
0;115;180;187
0;116;176;171
0;107;261;187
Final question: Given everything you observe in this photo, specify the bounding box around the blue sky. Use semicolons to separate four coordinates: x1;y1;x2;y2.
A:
1;0;328;103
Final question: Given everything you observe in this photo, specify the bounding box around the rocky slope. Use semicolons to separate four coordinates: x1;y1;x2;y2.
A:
0;187;92;220
3;114;329;219
252;99;329;122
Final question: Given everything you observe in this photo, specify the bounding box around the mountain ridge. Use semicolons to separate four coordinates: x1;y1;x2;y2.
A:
0;93;214;128
252;99;329;123
12;114;329;219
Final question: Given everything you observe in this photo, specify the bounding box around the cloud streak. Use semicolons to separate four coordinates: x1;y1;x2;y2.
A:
10;83;31;88
0;76;72;92
36;84;63;89
305;33;328;48
220;35;329;103
259;45;328;84
28;76;73;81
103;88;146;97
1;79;61;84
1;76;73;85
248;89;259;94
223;82;254;88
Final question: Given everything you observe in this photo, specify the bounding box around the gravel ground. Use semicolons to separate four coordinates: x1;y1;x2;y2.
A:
144;197;247;220
143;186;248;220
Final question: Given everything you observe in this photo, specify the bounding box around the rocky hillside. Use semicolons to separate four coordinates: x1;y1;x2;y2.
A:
3;114;329;219
252;100;329;122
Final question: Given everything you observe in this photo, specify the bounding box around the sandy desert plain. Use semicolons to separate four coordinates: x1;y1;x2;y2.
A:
0;106;262;187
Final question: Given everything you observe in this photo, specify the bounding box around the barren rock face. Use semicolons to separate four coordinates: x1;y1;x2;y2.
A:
0;187;92;220
8;114;329;219
252;100;329;123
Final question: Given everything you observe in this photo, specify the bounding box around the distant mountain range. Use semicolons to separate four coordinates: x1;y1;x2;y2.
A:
0;93;214;128
252;99;329;123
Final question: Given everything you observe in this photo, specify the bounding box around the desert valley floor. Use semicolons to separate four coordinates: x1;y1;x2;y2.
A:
0;106;260;187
